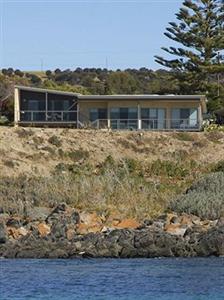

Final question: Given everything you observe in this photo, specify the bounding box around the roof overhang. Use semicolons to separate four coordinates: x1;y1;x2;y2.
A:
14;85;80;97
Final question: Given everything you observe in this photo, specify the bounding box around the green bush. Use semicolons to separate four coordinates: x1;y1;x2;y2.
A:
0;115;9;125
170;172;224;220
211;160;224;173
147;159;189;178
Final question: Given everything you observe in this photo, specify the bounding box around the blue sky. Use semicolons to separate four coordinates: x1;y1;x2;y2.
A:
0;0;183;71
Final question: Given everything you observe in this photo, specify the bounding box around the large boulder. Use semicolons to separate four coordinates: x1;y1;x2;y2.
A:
0;220;7;243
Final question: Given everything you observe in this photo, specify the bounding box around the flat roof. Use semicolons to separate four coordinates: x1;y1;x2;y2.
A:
15;85;205;101
79;95;205;101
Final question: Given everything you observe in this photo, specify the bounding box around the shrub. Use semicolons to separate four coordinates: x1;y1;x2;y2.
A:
205;131;224;143
170;172;224;220
33;136;44;145
0;115;9;125
15;128;34;138
48;135;62;147
204;124;224;133
211;161;224;173
68;149;89;161
173;132;195;142
147;159;189;178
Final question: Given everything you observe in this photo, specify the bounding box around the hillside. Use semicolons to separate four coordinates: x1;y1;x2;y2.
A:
0;127;224;177
0;127;223;221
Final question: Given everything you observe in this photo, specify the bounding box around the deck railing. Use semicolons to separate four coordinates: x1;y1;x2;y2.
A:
19;110;78;123
91;118;200;130
17;112;200;131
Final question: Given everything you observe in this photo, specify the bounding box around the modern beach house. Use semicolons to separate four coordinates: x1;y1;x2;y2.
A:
14;86;207;131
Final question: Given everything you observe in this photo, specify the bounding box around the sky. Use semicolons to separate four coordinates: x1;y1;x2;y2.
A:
0;0;183;71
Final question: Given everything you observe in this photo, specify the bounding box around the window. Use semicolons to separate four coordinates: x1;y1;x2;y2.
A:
110;107;138;129
141;108;166;129
171;108;198;129
90;108;107;121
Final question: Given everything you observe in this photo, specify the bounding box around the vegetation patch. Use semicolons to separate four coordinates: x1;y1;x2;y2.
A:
173;132;195;142
146;159;190;179
15;128;34;139
170;172;224;220
211;160;224;173
48;135;62;147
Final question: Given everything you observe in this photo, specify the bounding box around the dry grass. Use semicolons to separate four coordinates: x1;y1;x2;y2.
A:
0;127;223;220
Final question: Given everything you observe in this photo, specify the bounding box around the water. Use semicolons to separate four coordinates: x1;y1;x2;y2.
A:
0;258;224;300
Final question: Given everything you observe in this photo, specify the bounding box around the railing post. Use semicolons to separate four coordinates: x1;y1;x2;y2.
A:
137;104;141;130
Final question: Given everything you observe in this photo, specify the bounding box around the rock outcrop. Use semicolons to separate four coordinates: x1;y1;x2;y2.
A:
0;204;223;258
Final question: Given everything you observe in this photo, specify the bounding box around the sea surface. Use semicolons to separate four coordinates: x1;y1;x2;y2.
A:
0;258;224;300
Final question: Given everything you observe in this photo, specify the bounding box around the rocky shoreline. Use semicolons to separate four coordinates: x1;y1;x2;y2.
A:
0;204;223;258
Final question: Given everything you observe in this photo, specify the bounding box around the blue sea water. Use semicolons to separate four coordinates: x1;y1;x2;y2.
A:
0;258;224;300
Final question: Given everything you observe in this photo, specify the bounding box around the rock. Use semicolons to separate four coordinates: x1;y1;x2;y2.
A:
52;203;67;214
37;223;51;237
166;213;179;224
180;214;193;226
79;212;102;226
115;219;141;229
46;203;67;224
26;207;51;222
66;228;76;241
0;221;7;243
7;227;20;239
165;224;187;236
17;227;28;236
50;221;66;239
195;225;224;256
217;217;224;227
170;216;179;224
70;211;80;224
6;217;21;229
143;219;153;226
77;223;102;235
46;204;80;228
152;221;164;229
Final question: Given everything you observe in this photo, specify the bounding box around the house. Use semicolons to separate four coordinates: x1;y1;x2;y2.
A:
14;85;207;131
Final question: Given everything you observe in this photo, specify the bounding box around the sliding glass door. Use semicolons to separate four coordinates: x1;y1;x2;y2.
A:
171;108;198;129
141;108;166;129
110;107;138;129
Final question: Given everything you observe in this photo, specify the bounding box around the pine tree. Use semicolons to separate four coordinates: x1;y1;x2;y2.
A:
155;0;224;100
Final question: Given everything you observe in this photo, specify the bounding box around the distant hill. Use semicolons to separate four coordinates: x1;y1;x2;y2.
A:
0;67;224;118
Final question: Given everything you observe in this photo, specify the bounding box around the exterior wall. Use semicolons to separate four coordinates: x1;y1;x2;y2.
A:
79;101;108;124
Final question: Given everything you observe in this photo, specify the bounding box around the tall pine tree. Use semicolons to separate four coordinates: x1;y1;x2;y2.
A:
155;0;224;110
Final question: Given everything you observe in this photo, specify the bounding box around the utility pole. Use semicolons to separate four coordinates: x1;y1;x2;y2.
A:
41;58;44;72
217;51;220;97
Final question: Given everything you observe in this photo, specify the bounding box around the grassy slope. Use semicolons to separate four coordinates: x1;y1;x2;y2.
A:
0;127;223;220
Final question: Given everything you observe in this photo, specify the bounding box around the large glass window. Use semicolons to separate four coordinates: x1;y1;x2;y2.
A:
90;108;107;121
47;94;77;122
20;91;46;121
110;107;138;129
141;108;166;129
171;108;198;129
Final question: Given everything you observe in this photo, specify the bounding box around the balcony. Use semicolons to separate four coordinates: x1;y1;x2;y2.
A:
18;110;78;124
90;118;200;131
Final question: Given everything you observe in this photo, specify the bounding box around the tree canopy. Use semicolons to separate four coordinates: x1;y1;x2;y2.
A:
155;0;224;109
